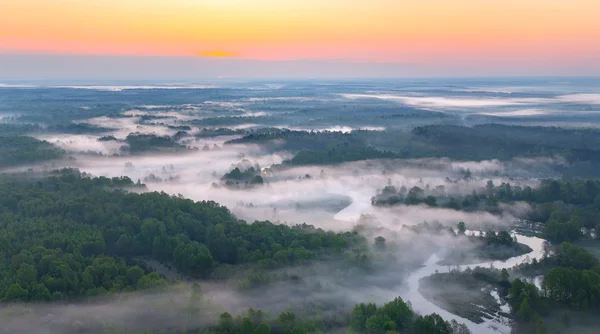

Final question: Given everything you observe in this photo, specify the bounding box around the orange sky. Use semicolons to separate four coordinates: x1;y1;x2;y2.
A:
1;0;600;64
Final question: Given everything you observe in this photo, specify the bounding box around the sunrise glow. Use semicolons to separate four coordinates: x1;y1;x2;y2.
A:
1;0;600;76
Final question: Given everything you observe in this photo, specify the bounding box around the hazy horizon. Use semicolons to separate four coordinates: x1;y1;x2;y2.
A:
2;54;600;80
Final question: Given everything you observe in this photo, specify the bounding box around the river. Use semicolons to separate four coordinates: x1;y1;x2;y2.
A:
334;199;547;333
401;231;546;334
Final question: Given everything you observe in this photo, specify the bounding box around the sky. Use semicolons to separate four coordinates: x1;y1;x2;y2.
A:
1;0;600;78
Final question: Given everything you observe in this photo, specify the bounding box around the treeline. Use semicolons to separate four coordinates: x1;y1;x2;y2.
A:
123;133;189;153
226;130;365;152
196;296;470;334
412;124;600;163
0;123;42;136
373;178;600;243
0;170;360;301
46;122;115;134
286;144;397;166
226;125;600;170
349;297;470;334
0;136;65;167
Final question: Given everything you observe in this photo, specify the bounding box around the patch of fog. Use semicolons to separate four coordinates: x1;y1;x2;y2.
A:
50;84;217;91
203;101;245;108
287;126;386;133
245;97;320;102
239;111;268;117
0;83;38;88
557;94;600;104
490;290;511;313
451;87;520;94
229;123;260;130
136;105;188;110
34;134;123;155
477;109;549;117
0;112;16;119
341;92;600;110
339;93;552;109
0;286;225;334
83;116;178;138
67;153;537;233
361;205;518;232
530;275;544;290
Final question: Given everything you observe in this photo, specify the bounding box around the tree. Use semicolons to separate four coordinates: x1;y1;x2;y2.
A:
241;318;254;334
517;299;533;322
350;303;377;332
457;222;466;235
414;314;452;334
126;265;145;286
378;297;413;332
374;236;386;251
500;269;509;283
365;314;393;333
217;312;234;332
449;319;471;334
254;322;271;334
534;314;547;334
16;263;38;288
4;283;29;301
174;241;214;277
424;196;437;207
116;234;132;254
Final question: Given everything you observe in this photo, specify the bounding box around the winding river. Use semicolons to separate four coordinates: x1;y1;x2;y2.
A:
335;200;547;333
401;232;546;334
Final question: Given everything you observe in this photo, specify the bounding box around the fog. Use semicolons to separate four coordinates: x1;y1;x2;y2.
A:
2;104;566;334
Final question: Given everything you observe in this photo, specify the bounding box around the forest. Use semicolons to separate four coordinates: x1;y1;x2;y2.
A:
226;125;600;172
0;136;65;168
0;170;362;301
3;80;600;334
0;170;475;334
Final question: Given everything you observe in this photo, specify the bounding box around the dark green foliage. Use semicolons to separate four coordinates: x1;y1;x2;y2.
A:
0;136;65;167
227;130;365;152
228;130;399;165
0;123;42;136
414;314;453;334
554;242;599;270
411;124;600;163
288;144;397;166
221;165;264;189
172;130;191;141
195;127;246;138
46;122;114;134
123;132;187;153
0;171;358;300
543;267;600;309
457;222;466;235
349;297;465;334
168;125;192;131
98;135;118;141
227;125;600;170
